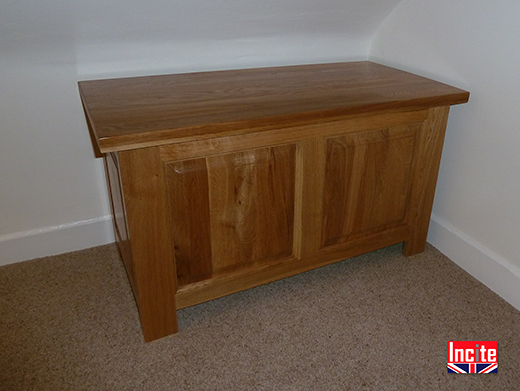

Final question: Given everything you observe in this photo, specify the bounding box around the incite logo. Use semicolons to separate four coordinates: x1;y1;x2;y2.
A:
447;341;498;374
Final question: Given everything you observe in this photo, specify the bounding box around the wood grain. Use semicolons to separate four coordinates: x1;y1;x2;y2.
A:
118;147;178;342
321;125;417;247
104;153;135;294
295;137;327;258
164;158;213;286
206;145;296;276
403;106;451;256
79;62;469;153
159;110;429;162
176;224;410;310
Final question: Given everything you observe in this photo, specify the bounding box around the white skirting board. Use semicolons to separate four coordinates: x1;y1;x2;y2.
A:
0;216;115;266
428;214;520;312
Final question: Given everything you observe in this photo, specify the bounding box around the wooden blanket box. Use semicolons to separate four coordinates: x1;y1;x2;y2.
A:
79;61;469;341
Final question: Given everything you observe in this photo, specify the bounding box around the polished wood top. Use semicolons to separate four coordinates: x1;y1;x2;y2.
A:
79;61;469;153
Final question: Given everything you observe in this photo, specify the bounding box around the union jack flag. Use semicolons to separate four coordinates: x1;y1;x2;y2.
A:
447;363;498;374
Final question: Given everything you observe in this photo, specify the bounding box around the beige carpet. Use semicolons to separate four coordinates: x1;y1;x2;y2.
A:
1;243;519;390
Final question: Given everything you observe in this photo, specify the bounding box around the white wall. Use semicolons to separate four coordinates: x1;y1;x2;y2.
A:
370;0;520;310
0;0;401;265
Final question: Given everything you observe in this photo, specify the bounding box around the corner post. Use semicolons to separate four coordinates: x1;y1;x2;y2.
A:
404;106;450;256
118;146;178;341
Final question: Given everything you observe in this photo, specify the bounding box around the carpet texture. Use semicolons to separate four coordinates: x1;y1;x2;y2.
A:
1;243;519;390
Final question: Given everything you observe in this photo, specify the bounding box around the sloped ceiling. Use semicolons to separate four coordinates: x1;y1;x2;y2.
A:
1;0;402;75
74;0;400;42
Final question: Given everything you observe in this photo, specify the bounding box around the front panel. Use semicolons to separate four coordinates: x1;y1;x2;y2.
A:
321;125;418;249
165;144;297;287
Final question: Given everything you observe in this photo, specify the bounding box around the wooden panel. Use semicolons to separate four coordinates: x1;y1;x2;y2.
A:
207;144;296;276
106;153;129;246
118;147;178;342
104;153;135;294
404;106;451;255
164;159;213;286
321;125;417;248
